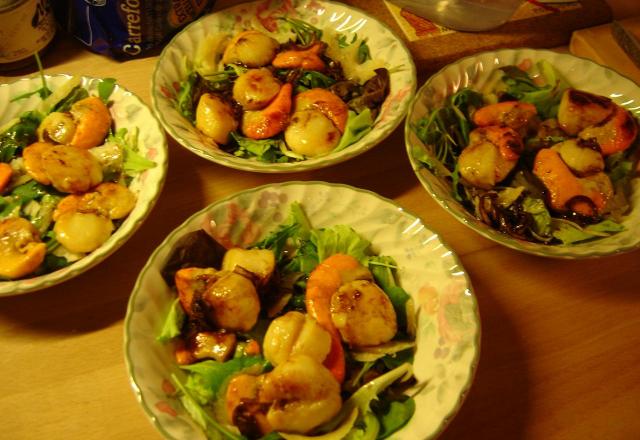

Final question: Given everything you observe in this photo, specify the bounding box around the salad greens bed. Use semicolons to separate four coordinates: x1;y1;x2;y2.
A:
174;17;389;163
158;203;419;440
0;68;155;279
412;60;639;245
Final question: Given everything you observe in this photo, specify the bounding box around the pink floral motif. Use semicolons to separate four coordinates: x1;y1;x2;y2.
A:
156;400;178;417
162;378;176;395
256;0;297;32
378;86;411;125
418;279;468;346
210;202;262;248
160;85;175;100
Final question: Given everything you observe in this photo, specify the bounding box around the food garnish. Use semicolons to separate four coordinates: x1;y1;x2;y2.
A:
412;60;639;245
172;17;390;162
158;203;418;439
0;69;156;280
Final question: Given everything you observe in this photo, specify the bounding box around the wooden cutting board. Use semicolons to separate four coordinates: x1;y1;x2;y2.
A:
570;16;640;84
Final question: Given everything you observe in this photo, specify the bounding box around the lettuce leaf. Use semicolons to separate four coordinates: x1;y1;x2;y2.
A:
312;224;371;263
157;297;185;343
334;109;373;153
376;398;416;439
180;356;268;404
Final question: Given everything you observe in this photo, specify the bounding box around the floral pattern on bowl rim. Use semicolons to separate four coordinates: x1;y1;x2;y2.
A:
405;48;640;259
152;0;416;173
124;181;480;439
0;74;168;296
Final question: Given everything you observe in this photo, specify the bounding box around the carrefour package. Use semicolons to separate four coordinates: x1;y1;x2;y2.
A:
54;0;215;58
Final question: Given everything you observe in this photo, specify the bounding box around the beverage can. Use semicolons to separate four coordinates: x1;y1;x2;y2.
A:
0;0;56;70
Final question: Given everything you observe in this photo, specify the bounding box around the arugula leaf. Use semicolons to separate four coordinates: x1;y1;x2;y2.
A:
52;85;89;113
98;77;117;103
278;16;322;46
0;111;41;161
414;88;483;172
357;39;372;64
157;297;185;342
172;374;247;440
177;71;198;122
344;412;379;440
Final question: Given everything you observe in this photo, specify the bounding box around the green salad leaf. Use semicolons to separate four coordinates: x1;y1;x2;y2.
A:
157;297;186;343
98;77;117;103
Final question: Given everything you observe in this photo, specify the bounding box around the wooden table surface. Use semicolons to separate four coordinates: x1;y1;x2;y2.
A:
1;2;640;440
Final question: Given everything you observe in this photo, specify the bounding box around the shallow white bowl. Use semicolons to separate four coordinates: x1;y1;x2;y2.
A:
0;74;167;295
152;0;416;173
405;48;640;259
124;181;480;439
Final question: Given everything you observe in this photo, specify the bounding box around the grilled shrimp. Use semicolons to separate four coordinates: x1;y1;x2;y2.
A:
259;355;342;434
306;253;372;382
293;88;348;133
233;68;282;111
222;30;279;67
0;217;46;279
201;271;260;332
69;96;112;149
38;96;112;149
330;279;397;348
473;101;539;136
54;182;136;221
242;83;292;140
272;42;326;71
578;105;638;156
458;126;522;189
40;145;103;193
263;311;332;366
195;93;239;144
533;148;613;217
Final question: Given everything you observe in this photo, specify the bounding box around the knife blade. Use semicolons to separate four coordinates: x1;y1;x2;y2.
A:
611;20;640;70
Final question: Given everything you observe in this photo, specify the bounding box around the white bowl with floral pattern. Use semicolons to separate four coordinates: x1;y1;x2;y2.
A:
152;0;416;173
124;181;480;439
0;74;167;295
405;48;640;258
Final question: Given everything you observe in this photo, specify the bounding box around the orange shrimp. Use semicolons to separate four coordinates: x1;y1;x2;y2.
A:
533;148;613;216
294;88;349;133
0;163;12;193
272;42;325;71
69;96;112;149
241;83;293;140
473;101;538;136
305;253;363;383
578;105;638;156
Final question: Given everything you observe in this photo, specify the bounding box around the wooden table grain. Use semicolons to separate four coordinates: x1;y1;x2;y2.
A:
1;5;640;440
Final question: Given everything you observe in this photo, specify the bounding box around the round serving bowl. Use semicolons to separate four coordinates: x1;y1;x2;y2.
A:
0;74;167;295
152;0;416;173
405;48;640;258
124;181;480;439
